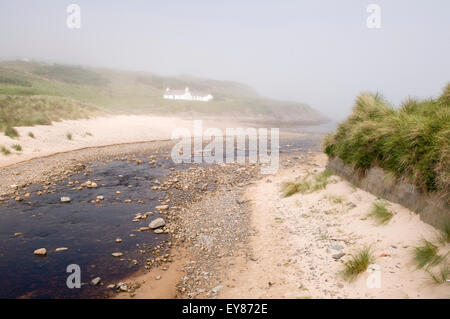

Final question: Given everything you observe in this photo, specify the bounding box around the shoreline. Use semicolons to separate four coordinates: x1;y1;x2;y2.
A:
1;125;447;299
0;114;325;169
0;114;192;168
0;132;281;298
0;139;177;197
118;152;449;299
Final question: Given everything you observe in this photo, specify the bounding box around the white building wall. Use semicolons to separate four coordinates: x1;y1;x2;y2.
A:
163;87;213;101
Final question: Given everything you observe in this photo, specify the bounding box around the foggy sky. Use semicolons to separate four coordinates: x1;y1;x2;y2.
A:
1;0;449;120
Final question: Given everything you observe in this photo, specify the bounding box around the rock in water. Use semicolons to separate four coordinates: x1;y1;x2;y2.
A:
91;277;101;285
60;196;71;203
112;252;123;257
55;247;68;252
34;248;47;256
155;205;169;211
149;217;165;229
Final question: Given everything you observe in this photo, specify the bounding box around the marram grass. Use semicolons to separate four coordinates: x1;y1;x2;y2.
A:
368;202;393;225
413;239;442;269
342;246;375;281
281;170;333;197
324;84;450;200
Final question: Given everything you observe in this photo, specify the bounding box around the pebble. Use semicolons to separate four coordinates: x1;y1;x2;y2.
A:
149;217;166;229
34;248;47;256
91;277;101;285
112;252;123;257
332;253;345;260
96;195;104;200
330;245;344;251
60;196;71;203
115;238;122;243
212;285;223;293
55;247;68;252
155;205;169;211
118;282;128;292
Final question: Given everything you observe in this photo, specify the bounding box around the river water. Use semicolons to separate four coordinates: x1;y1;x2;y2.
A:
0;133;323;298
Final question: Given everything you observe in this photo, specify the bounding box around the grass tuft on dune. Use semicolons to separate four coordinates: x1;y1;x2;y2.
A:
281;169;334;197
342;246;375;281
368;202;393;225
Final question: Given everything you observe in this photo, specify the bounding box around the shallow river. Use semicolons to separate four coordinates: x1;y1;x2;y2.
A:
0;134;322;298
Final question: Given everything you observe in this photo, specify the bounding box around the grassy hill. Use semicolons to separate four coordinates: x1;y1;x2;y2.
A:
0;95;99;134
0;60;326;132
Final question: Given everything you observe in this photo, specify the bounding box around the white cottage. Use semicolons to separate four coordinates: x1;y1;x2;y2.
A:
163;87;213;102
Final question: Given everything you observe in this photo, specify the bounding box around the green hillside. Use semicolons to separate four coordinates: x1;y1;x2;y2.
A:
0;60;325;131
0;95;99;133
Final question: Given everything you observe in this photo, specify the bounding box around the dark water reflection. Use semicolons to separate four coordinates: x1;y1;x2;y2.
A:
0;155;176;298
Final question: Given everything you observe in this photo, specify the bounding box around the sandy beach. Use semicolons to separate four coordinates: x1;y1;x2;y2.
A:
115;152;449;299
0;115;194;168
218;153;449;298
